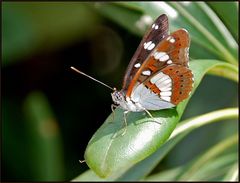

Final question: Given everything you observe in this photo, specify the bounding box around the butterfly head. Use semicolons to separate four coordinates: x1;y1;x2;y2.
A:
111;88;125;105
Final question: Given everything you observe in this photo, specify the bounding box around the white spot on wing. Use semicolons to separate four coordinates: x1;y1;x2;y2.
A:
152;23;159;30
144;41;152;49
153;52;168;61
147;43;155;50
160;91;172;97
134;63;141;68
161;96;171;102
153;52;160;59
169;38;175;43
151;72;173;92
150;72;165;83
161;87;171;91
166;36;171;41
161;83;172;91
142;70;151;76
156;76;169;84
151;73;170;85
167;60;173;64
156;79;172;89
159;54;169;62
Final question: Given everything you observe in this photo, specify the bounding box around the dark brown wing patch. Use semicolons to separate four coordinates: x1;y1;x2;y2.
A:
122;14;169;91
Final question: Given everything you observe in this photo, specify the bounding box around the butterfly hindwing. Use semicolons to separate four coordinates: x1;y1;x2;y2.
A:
122;14;169;91
160;65;193;104
144;65;194;105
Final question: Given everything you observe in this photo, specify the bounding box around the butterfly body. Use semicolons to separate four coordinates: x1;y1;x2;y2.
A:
111;90;144;112
111;14;193;113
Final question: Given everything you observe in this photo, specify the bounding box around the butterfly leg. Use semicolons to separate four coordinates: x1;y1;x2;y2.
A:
143;108;161;124
110;104;118;122
120;111;129;136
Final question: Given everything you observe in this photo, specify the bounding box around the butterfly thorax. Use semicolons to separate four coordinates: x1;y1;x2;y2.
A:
111;90;144;112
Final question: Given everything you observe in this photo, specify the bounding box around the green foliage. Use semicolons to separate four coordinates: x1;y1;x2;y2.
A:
3;2;238;181
81;2;238;181
23;92;65;180
2;2;99;66
84;60;237;178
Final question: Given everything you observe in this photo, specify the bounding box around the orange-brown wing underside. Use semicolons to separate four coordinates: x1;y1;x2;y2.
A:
126;29;191;104
145;65;194;105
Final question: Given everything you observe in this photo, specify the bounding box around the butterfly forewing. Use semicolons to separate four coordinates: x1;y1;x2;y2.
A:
125;28;193;105
155;29;190;67
122;14;169;91
125;29;191;93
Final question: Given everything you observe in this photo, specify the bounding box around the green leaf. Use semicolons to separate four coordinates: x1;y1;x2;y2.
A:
223;162;238;181
23;91;64;180
187;153;237;181
177;134;238;180
84;59;238;178
145;153;237;181
207;62;238;83
96;2;237;64
116;131;188;181
76;107;237;181
144;166;183;181
94;3;144;36
72;169;113;182
117;108;238;181
207;2;238;40
2;2;99;66
168;2;237;65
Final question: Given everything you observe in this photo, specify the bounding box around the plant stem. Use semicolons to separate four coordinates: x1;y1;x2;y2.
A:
171;108;238;138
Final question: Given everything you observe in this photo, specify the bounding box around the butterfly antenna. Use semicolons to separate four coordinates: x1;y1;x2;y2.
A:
70;66;115;91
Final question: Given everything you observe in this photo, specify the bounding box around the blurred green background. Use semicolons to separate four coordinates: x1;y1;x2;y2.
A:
2;2;238;181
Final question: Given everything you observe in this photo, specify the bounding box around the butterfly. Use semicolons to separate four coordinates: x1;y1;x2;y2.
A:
71;14;194;124
111;14;194;118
